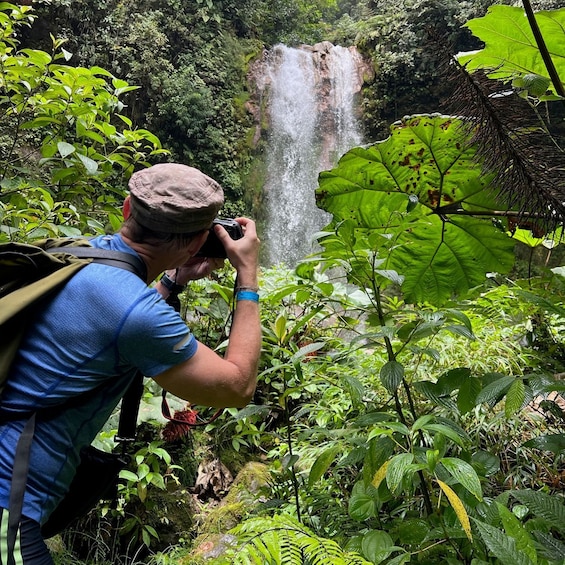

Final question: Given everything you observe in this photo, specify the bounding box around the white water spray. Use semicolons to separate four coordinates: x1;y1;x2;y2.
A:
257;43;364;266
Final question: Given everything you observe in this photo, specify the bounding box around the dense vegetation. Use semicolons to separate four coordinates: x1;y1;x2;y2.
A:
1;1;565;564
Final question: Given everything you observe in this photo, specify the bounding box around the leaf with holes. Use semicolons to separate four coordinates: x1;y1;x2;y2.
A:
316;115;515;304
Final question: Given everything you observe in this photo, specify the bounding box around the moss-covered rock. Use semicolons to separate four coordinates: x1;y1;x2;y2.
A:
188;461;269;561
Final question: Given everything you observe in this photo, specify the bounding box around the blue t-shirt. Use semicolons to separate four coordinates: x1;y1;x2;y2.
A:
0;234;198;524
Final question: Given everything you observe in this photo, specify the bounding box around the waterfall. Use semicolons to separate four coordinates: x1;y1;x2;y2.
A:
254;42;365;267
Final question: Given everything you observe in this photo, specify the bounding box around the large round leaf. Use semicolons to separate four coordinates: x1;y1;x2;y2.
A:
315;115;515;304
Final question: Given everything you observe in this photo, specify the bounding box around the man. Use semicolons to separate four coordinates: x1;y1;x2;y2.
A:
0;163;261;564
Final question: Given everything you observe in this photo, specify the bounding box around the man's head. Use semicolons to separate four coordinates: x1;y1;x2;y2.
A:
128;163;224;234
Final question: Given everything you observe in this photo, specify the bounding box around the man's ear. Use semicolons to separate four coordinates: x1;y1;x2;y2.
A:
123;196;131;219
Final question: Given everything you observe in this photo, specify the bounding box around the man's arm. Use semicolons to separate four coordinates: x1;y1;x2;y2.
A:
154;218;261;408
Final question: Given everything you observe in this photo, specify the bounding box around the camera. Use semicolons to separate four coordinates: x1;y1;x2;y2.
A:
196;218;243;258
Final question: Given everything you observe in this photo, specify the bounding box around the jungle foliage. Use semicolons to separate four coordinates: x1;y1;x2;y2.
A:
1;1;565;565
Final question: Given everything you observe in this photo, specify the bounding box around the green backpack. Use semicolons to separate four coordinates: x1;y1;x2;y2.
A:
0;237;147;394
0;237;147;541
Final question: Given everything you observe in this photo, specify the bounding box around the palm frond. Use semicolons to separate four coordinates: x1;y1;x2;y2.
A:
437;36;565;234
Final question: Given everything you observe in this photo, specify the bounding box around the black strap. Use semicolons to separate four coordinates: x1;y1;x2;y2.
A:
116;372;144;446
7;413;35;561
47;247;147;281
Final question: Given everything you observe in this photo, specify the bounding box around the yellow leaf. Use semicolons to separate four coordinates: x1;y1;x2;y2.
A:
372;460;390;489
437;479;472;541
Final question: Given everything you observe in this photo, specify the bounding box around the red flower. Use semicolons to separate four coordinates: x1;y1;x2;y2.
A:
162;407;198;442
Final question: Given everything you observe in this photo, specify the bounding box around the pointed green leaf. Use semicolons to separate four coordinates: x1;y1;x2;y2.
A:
496;503;537;564
57;141;75;158
532;531;565;561
476;376;515;406
77;153;98;175
349;482;378;521
511;489;565;533
505;379;526;418
457;376;482;414
523;433;565;454
440;457;483;501
414;381;458;411
474;520;536;565
308;446;341;488
386;453;414;493
424;424;466;447
380;361;404;394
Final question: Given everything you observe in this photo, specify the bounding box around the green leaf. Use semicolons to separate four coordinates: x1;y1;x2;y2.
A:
349;482;378;521
375;269;404;285
472;450;500;477
76;152;99;175
476;375;515;406
424;424;466;447
505;379;526;418
412;414;435;432
473;520;536;565
57;141;75;157
457;377;482;414
459;5;565;94
395;518;429;545
290;341;324;363
445;324;475;340
361;530;394;564
414;381;457;411
316;115;515;305
308;446;341;488
440;458;483;501
385;555;411;565
386;453;414;493
523;433;565;454
511;490;565;533
496;503;537;564
532;531;565;561
380;361;404;394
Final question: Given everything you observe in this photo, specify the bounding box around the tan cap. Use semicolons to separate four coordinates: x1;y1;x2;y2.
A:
128;163;224;233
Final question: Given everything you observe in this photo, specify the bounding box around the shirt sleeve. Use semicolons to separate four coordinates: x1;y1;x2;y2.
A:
116;289;198;377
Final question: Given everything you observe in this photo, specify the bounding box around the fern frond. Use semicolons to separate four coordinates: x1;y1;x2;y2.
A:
511;489;565;533
473;519;536;565
226;514;372;565
280;528;303;565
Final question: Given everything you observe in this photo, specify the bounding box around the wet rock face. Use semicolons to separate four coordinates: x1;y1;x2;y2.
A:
246;42;373;151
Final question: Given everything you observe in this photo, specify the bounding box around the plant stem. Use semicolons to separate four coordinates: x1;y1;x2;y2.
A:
521;0;565;101
283;375;301;522
372;267;434;516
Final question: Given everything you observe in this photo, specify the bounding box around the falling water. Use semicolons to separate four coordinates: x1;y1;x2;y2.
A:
257;43;364;266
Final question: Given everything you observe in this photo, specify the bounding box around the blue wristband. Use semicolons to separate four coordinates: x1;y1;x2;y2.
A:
236;290;259;303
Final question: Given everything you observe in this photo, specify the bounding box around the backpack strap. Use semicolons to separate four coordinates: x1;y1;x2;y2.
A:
47;247;147;281
46;246;148;444
7;413;35;560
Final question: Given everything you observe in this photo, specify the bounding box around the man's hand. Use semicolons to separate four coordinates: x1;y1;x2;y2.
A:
172;256;225;285
215;218;260;288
